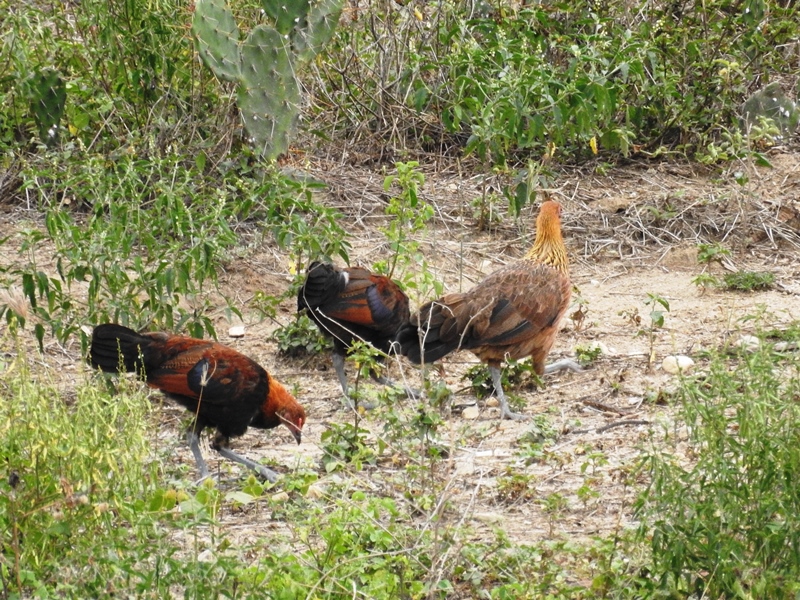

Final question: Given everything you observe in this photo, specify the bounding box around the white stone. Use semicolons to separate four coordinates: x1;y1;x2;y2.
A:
229;325;246;338
474;511;504;524
662;355;695;375
737;335;760;352
271;491;290;503
462;405;480;420
305;484;325;500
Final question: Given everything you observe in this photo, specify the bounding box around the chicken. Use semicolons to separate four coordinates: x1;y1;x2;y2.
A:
397;200;581;420
297;261;411;400
89;323;305;482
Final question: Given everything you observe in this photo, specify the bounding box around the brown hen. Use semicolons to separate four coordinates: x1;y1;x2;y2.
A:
397;200;581;420
89;324;305;481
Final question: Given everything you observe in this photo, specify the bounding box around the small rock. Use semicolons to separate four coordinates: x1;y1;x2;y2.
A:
197;549;215;563
462;405;480;420
474;511;504;524
305;484;325;500
773;341;798;352
485;396;499;408
229;325;246;338
662;355;695;375
271;491;290;503
737;335;760;352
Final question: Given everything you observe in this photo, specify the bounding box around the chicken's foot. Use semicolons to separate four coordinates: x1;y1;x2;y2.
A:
490;365;529;421
544;358;584;375
215;447;279;483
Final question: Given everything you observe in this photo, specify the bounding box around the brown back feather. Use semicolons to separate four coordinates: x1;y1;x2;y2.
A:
399;200;570;373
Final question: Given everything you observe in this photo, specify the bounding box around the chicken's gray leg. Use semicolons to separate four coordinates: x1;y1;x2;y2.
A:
187;428;210;479
490;365;529;421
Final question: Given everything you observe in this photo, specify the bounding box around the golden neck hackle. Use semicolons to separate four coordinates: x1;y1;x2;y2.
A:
523;207;569;277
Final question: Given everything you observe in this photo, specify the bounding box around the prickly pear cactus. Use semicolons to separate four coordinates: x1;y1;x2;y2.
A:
25;68;67;145
192;0;241;82
192;0;343;160
294;0;344;63
741;82;800;138
238;27;301;159
261;0;311;35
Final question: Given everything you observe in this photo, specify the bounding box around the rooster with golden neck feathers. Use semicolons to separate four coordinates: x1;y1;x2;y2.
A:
397;200;581;420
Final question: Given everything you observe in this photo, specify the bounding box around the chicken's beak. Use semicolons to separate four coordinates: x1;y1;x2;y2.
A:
293;430;302;445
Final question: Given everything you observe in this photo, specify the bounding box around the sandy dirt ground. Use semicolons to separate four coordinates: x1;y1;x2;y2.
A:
2;149;799;548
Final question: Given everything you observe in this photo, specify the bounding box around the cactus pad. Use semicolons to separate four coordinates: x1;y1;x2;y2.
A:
193;0;242;82
26;68;66;145
294;0;344;62
192;0;342;159
238;26;301;159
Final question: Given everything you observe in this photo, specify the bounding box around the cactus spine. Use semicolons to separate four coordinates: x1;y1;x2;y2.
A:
193;0;343;160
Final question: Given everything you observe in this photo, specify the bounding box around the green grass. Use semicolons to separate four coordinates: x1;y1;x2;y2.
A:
723;270;776;291
0;339;628;599
3;1;800;596
636;319;800;597
6;299;800;598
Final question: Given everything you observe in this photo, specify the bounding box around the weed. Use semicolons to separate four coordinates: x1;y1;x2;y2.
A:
636;318;800;597
764;323;800;343
691;272;721;293
347;340;388;394
639;293;670;365
575;343;603;366
374;161;443;303
696;242;731;265
496;468;538;504
273;313;331;357
516;414;559;465
464;359;541;400
569;289;590;332
723;270;775;291
320;422;375;473
541;492;568;536
470;191;504;230
250;289;282;320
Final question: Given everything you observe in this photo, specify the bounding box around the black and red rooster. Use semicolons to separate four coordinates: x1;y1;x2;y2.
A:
89;324;305;482
297;261;412;400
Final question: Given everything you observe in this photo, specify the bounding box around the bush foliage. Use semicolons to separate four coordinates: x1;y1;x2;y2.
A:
1;1;800;597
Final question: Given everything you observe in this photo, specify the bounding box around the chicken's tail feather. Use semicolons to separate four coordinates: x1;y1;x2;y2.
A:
89;324;151;374
297;261;339;311
397;321;459;365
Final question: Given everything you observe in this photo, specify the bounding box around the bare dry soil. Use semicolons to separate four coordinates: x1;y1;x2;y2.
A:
2;150;800;550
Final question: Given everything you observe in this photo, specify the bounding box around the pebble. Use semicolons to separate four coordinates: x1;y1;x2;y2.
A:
271;491;290;503
737;335;760;352
462;406;480;420
305;484;325;500
661;355;695;374
474;512;505;524
229;325;246;338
